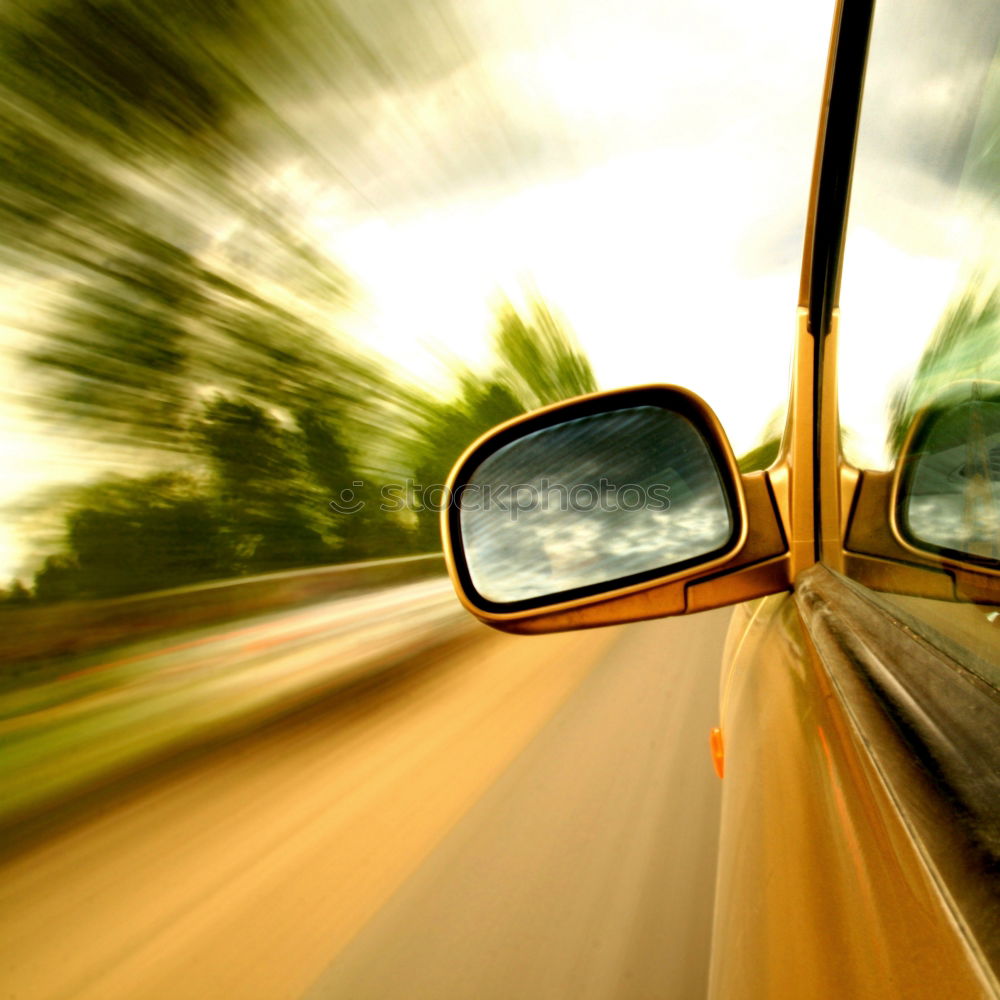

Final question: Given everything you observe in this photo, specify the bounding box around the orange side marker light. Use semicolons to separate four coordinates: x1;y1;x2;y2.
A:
709;726;725;779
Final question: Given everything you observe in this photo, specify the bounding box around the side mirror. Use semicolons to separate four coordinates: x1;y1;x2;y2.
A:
442;385;790;633
844;382;1000;605
895;386;1000;566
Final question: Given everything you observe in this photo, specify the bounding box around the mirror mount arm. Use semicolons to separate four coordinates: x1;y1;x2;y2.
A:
685;470;792;613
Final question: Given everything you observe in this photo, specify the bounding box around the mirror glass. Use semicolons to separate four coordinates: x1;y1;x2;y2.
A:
899;390;1000;563
458;405;735;604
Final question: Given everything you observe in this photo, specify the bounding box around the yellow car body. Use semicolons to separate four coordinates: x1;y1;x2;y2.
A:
442;0;1000;995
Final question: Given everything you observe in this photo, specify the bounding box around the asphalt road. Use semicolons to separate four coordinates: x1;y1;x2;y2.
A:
0;604;729;1000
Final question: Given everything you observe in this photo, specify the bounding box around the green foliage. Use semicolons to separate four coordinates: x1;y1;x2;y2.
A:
1;0;376;450
407;376;525;550
737;405;784;472
31;475;230;600
13;285;593;600
21;291;603;600
493;300;598;409
0;1;232;158
25;386;435;601
0;580;32;606
404;298;598;548
31;240;196;448
0;3;600;601
737;437;781;473
887;282;1000;458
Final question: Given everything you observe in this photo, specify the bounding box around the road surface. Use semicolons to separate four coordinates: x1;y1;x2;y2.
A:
0;598;730;1000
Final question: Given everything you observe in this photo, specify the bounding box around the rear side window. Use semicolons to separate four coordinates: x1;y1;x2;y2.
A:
839;0;1000;683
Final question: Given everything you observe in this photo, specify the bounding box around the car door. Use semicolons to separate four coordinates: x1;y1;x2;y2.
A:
712;0;1000;994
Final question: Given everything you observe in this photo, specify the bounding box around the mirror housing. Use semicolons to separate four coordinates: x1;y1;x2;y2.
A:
894;384;1000;566
442;385;791;633
844;382;1000;605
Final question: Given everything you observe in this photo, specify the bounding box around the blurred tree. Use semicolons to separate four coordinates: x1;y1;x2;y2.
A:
22;290;599;597
0;0;234;162
737;438;781;473
26;219;397;457
1;0;388;451
404;297;597;549
407;376;525;551
32;556;79;604
887;283;1000;458
0;0;473;283
31;474;230;600
31;238;197;450
296;409;417;559
0;580;32;606
0;0;601;593
196;397;333;573
738;405;785;473
493;299;598;409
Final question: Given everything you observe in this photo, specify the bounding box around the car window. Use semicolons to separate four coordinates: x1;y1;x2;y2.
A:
838;0;1000;684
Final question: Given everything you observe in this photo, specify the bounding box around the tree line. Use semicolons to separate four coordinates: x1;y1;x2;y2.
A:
5;293;598;603
0;0;599;603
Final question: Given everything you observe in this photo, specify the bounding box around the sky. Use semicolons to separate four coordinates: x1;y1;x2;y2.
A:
1;0;997;578
0;0;835;578
303;0;995;468
313;0;834;432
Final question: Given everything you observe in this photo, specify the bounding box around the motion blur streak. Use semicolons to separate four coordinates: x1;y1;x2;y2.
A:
0;577;474;829
0;608;727;1000
0;0;603;592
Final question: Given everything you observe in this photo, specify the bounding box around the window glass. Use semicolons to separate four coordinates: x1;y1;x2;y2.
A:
839;0;1000;679
840;0;1000;470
